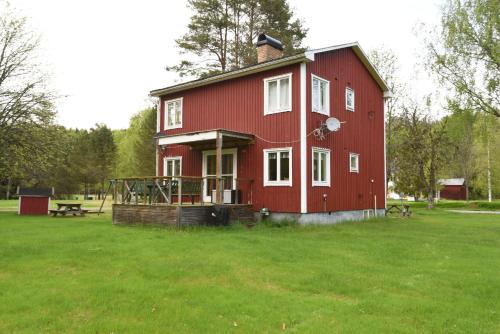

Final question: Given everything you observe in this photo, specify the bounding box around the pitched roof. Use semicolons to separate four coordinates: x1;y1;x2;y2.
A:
438;178;465;186
150;42;390;97
17;188;54;197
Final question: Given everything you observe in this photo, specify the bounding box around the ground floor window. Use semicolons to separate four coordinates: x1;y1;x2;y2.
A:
312;147;330;186
264;147;292;186
164;157;181;177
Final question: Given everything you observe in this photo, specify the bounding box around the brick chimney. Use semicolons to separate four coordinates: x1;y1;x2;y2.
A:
256;34;284;63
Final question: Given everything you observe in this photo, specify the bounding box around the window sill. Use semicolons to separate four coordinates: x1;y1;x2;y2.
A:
349;170;359;173
264;109;292;115
312;110;329;116
312;182;330;187
346;107;355;112
264;181;292;187
165;124;182;130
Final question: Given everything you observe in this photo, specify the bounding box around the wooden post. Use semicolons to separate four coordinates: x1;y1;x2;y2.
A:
168;178;172;204
178;178;183;206
143;179;147;205
113;180;117;204
134;181;138;204
200;179;204;206
215;131;223;204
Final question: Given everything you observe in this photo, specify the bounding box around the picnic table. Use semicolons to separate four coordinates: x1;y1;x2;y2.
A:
50;203;88;216
386;204;412;217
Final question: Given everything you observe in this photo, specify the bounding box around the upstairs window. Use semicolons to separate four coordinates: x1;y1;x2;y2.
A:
264;148;292;186
164;157;182;177
345;87;355;111
264;74;292;114
165;98;182;129
312;75;330;115
312;148;330;186
349;153;359;173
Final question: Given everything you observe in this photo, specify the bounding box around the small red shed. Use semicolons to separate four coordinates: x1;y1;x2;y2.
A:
17;188;54;215
438;178;466;200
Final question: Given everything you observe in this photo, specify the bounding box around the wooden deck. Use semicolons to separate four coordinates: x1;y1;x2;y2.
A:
112;203;255;226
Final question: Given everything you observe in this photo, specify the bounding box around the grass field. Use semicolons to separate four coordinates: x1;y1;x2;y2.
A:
0;206;499;333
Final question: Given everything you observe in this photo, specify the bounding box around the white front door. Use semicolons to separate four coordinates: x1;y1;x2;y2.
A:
202;148;237;202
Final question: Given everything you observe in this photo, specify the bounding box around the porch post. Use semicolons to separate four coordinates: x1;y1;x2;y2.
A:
215;131;223;204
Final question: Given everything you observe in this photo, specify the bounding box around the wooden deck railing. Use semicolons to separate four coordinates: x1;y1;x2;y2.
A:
103;176;253;207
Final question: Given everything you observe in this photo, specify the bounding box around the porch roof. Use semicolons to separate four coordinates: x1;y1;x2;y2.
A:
156;129;254;149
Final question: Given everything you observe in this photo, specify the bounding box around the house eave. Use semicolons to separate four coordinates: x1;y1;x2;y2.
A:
150;54;311;97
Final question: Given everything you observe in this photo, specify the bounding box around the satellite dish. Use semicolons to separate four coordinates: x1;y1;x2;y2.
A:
325;117;341;132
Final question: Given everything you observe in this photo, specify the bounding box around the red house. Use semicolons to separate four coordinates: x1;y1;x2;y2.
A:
150;35;390;223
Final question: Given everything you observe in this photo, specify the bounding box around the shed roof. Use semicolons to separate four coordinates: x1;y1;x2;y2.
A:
438;178;465;186
17;188;54;197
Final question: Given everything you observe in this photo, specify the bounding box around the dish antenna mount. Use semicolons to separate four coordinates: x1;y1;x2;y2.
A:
313;117;343;140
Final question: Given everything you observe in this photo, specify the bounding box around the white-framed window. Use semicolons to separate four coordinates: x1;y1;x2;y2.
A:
164;157;182;177
345;87;355;111
312;75;330;115
312;147;330;186
164;98;183;129
263;147;292;186
349;153;359;173
264;73;292;115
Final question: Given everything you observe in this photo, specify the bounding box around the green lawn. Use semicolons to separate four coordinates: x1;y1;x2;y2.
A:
0;208;499;333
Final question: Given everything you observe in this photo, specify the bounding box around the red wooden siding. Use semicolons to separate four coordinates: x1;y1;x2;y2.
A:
159;64;302;213
156;47;386;214
306;48;385;212
440;185;466;200
19;196;49;215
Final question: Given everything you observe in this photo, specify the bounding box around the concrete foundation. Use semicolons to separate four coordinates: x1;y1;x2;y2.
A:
256;209;386;225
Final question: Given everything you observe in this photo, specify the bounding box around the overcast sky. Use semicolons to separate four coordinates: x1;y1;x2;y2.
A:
10;0;442;129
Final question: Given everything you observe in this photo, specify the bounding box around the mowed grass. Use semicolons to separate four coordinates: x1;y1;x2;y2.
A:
0;209;499;333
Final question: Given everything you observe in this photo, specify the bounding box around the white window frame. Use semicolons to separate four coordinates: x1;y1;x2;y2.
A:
164;156;182;177
311;74;330;115
263;73;293;115
345;87;355;111
263;147;293;187
164;97;183;130
312;147;331;187
349;153;359;173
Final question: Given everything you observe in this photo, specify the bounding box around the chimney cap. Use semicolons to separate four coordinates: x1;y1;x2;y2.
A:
256;34;284;51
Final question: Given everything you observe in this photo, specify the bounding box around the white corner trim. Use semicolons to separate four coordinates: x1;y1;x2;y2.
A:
383;99;387;209
300;62;307;213
156;98;161;132
263;147;293;187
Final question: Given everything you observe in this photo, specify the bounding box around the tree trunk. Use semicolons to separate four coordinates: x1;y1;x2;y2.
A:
6;176;11;200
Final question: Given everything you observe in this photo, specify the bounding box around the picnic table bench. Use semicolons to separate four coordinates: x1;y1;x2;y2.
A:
50;203;88;216
386;204;412;217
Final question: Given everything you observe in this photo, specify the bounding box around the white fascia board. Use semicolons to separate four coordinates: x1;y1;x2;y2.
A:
158;131;218;146
150;54;309;97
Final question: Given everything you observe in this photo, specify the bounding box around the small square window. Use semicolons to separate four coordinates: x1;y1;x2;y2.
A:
264;148;292;186
345;87;355;111
349;153;359;173
164;157;182;177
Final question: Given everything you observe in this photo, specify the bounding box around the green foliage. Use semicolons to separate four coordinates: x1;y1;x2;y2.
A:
0;209;499;332
426;0;499;117
167;0;308;77
115;107;156;177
